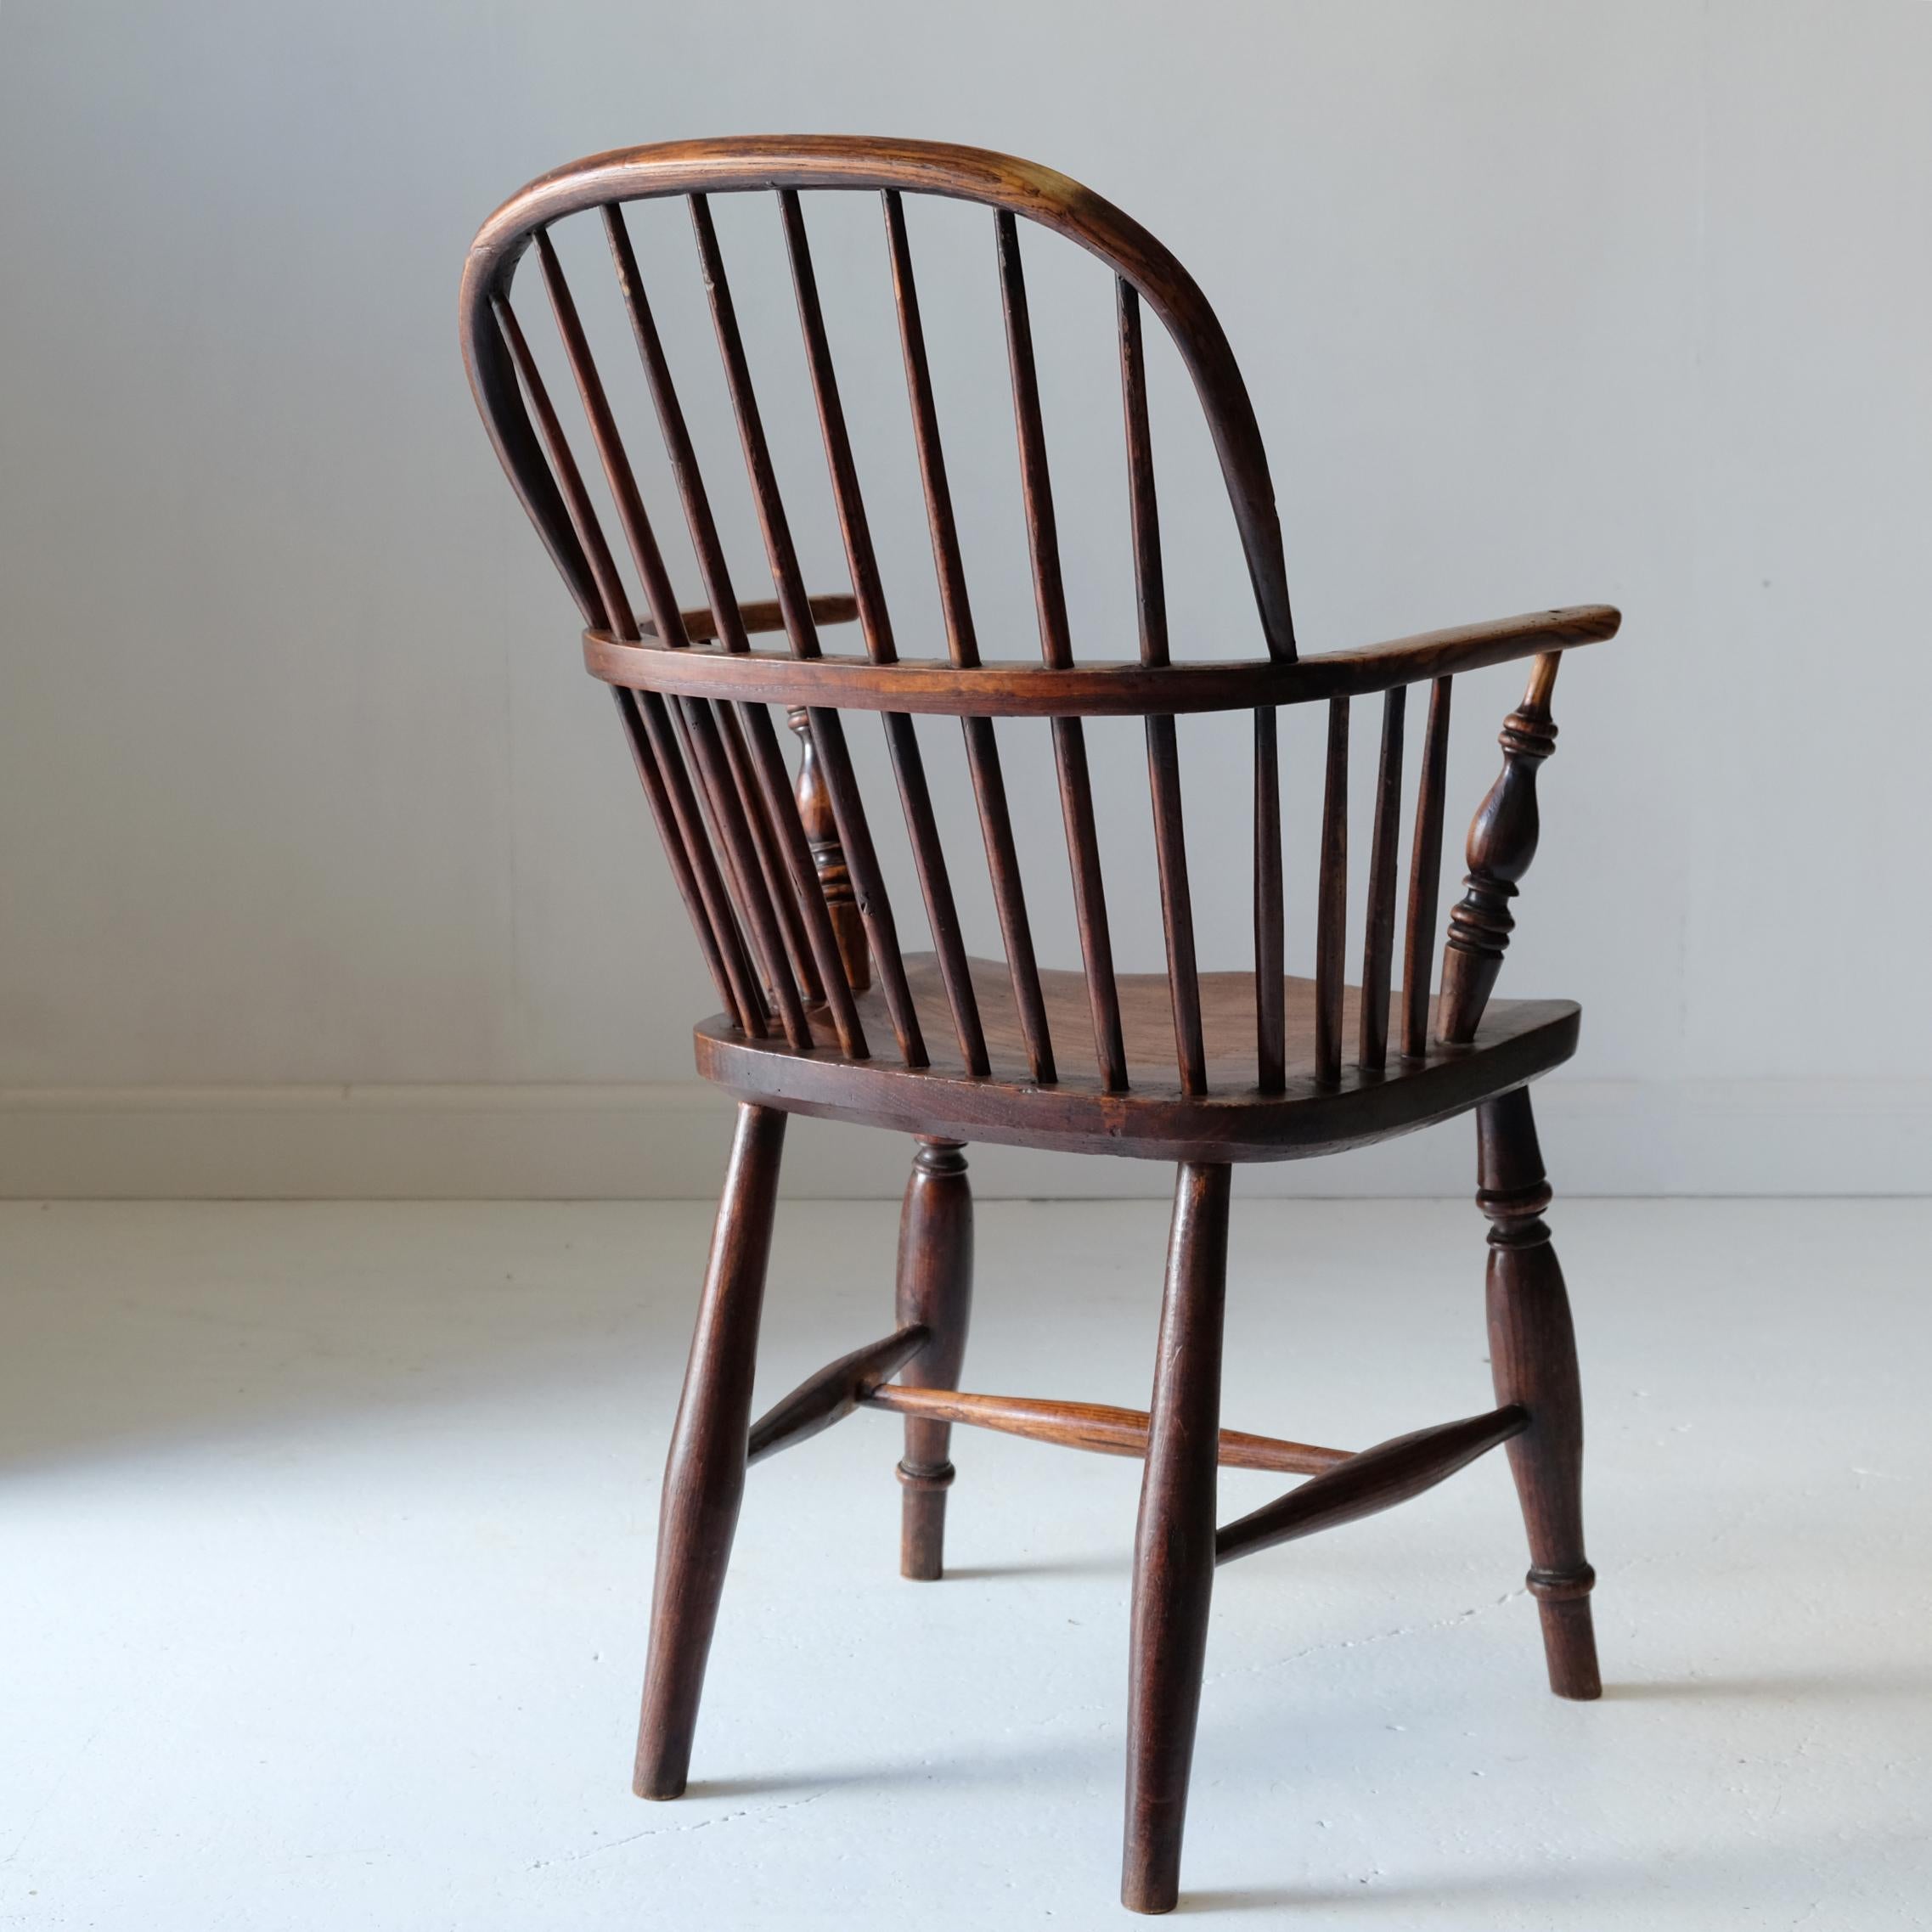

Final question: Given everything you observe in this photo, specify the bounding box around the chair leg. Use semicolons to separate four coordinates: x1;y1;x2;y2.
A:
1476;1085;1601;1700
634;1101;788;1800
1123;1163;1231;1914
894;1137;973;1580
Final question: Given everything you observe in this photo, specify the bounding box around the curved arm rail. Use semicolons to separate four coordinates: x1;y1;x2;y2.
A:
583;605;1620;718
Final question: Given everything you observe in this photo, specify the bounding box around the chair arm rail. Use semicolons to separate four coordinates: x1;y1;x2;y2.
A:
583;605;1621;718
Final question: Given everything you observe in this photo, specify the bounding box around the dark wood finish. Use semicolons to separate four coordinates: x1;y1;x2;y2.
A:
786;707;870;994
639;591;859;642
582;604;1619;717
674;696;814;1048
1124;1163;1230;1913
1439;655;1561;1045
1359;686;1406;1072
893;1138;975;1579
1253;707;1285;1092
1214;1404;1527;1565
1402;675;1455;1060
745;1322;929;1466
1121;278;1205;1096
882;190;977;671
685;193;927;1066
780;191;988;1074
464;138;1296;659
597;207;862;1049
463;135;1619;1918
882;188;1054;1081
700;952;1580;1163
960;714;1056;1084
611;688;744;1028
1478;1085;1600;1698
998;210;1128;1090
1314;697;1349;1087
628;689;769;1039
683;194;824;659
862;1384;1347;1477
808;707;928;1063
635;1102;786;1800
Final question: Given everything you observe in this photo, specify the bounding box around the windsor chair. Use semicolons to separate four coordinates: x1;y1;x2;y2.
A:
461;136;1619;1915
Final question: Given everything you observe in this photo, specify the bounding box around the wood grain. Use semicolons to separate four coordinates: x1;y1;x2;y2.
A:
1478;1085;1600;1698
582;606;1621;717
861;1384;1348;1476
893;1138;975;1579
463;134;1618;1918
1124;1163;1230;1912
634;1104;786;1800
1214;1404;1527;1565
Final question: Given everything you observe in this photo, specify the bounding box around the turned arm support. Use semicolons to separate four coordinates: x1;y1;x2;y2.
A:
1437;651;1563;1045
786;705;870;992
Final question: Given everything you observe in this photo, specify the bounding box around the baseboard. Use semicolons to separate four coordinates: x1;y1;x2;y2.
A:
2;1076;1927;1198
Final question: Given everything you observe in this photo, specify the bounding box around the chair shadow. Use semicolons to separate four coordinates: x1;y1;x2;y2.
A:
1601;1667;1932;1703
944;1552;1128;1582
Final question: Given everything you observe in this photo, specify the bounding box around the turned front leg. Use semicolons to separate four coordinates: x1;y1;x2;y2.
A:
1477;1086;1600;1699
893;1137;973;1580
1124;1163;1231;1914
634;1103;788;1799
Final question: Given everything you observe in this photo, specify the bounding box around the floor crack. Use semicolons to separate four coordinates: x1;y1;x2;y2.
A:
527;1791;829;1867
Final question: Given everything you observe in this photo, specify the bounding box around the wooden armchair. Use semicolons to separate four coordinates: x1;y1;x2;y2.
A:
462;136;1619;1915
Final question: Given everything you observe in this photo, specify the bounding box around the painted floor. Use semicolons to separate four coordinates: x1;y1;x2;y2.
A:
2;1197;1927;1928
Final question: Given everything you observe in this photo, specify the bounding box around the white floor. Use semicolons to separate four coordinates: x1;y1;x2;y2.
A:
2;1197;1928;1929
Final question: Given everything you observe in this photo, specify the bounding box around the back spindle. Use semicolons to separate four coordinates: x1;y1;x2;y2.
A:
1315;697;1349;1087
1253;707;1286;1092
1357;687;1407;1073
493;287;776;1041
1119;279;1204;1095
780;191;988;1076
687;191;927;1066
883;189;1056;1084
1401;676;1455;1060
599;204;865;1055
528;230;816;1050
998;209;1126;1090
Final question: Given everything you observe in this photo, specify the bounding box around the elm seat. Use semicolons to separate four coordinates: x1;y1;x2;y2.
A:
461;132;1619;1917
697;954;1580;1161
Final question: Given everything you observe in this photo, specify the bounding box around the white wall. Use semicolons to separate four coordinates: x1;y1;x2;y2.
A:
3;1;1929;1197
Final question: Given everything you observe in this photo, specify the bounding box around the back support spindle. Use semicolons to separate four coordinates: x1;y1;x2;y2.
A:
1314;697;1349;1086
1401;676;1455;1059
596;208;867;1056
493;290;785;1040
882;190;1056;1083
779;190;989;1075
996;209;1127;1090
1253;707;1286;1091
686;192;929;1064
1357;686;1407;1073
519;241;816;1050
1119;279;1206;1096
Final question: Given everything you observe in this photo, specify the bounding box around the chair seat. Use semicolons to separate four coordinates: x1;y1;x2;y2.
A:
696;953;1579;1163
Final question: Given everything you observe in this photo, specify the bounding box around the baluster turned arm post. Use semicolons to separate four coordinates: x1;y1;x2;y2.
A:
1437;652;1561;1045
788;707;871;992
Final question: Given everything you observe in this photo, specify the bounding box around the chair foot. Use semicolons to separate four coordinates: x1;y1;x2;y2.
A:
633;1103;788;1800
1530;1578;1601;1700
1123;1163;1231;1914
1476;1086;1601;1702
893;1138;972;1581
